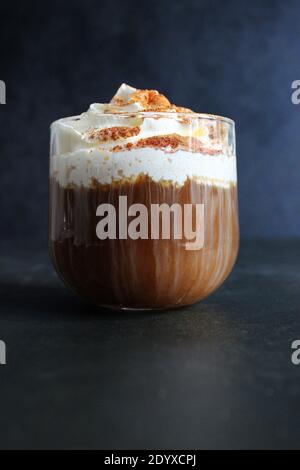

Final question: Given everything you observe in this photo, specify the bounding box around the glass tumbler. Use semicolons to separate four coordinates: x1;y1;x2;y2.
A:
49;112;239;310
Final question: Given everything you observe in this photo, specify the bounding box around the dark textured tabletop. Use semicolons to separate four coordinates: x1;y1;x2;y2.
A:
0;239;300;449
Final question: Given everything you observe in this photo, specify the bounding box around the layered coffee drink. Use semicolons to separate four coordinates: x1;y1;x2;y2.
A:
50;84;239;309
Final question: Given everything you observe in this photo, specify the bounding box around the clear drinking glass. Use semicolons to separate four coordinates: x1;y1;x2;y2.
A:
49;112;239;310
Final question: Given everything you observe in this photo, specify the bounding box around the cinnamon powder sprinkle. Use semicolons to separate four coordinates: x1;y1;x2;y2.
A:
87;126;140;142
112;87;193;113
135;135;182;150
112;134;222;155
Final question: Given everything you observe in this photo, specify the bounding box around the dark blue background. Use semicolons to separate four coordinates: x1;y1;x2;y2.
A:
0;0;299;243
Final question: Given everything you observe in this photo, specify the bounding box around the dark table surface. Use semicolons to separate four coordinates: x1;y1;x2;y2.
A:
0;239;300;450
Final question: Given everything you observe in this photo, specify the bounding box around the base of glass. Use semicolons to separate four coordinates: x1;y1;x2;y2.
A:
98;302;192;312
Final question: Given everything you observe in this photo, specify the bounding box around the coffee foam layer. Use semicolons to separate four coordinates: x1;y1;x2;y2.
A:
51;147;236;188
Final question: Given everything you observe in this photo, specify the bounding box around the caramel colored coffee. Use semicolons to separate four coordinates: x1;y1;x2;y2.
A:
50;177;239;309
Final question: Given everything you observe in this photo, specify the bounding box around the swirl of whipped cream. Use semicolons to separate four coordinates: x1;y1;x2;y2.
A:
51;84;236;187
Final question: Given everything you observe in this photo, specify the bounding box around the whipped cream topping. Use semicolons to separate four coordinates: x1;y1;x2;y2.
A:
51;84;236;187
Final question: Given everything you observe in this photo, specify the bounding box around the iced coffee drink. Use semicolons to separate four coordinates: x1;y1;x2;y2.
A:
49;84;239;309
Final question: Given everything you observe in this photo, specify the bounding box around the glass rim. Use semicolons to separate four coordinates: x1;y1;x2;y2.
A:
84;111;235;125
